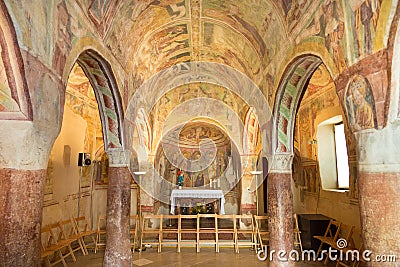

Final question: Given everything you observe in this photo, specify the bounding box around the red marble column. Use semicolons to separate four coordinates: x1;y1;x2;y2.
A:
359;172;400;267
0;168;46;267
103;166;132;267
267;171;295;267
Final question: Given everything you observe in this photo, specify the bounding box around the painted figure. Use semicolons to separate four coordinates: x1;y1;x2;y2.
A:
177;169;184;187
346;75;375;131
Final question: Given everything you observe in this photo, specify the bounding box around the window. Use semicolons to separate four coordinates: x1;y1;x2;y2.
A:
334;123;349;189
317;115;350;190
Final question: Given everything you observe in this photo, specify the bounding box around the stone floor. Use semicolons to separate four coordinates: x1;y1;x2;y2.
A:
62;247;336;267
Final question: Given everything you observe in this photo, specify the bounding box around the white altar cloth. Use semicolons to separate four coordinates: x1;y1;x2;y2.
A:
170;189;225;214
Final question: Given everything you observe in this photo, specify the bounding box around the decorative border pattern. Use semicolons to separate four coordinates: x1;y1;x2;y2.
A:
273;55;322;153
0;1;32;120
77;50;124;150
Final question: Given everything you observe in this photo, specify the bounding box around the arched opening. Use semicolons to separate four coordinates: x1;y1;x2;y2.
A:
274;55;361;253
153;120;242;215
42;49;128;239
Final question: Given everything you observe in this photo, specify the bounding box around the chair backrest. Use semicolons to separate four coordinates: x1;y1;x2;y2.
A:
324;219;342;239
254;215;269;232
41;224;57;248
73;216;91;233
97;215;107;232
236;214;255;231
142;214;163;231
216;214;236;230
337;223;354;247
197;213;218;230
58;218;76;238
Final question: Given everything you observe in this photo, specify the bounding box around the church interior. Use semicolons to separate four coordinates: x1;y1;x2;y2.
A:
0;0;399;266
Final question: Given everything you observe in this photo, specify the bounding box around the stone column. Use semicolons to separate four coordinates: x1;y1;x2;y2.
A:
356;127;400;267
104;150;132;267
267;154;295;267
0;169;46;267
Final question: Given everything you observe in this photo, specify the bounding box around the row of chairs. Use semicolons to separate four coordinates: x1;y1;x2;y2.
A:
41;216;96;266
137;214;302;253
138;214;264;253
94;215;139;253
314;219;364;267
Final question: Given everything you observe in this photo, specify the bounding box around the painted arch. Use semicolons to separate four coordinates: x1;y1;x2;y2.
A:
76;49;124;151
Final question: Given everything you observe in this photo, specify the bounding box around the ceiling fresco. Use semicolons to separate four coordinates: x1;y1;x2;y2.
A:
148;82;250;153
103;0;301;88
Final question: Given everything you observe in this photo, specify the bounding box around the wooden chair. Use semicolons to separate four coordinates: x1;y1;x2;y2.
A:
293;213;303;252
216;214;236;252
73;216;97;254
254;215;269;253
197;213;218;253
57;219;86;256
140;214;163;253
95;215;107;253
41;223;76;267
314;219;342;263
160;214;180;252
129;215;139;252
235;214;256;253
179;214;198;251
336;228;365;267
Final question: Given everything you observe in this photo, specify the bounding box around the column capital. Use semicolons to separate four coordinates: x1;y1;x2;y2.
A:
106;149;130;167
269;153;294;174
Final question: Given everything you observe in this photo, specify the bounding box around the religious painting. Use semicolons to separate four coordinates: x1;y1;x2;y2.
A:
88;0;121;37
0;1;32;119
343;0;382;61
296;0;347;72
345;75;377;132
108;0;189;76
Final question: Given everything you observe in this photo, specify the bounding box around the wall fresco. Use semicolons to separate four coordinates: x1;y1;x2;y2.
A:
345;74;377;131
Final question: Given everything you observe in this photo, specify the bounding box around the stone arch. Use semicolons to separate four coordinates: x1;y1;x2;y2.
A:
75;49;124;151
0;1;32;120
273;54;323;153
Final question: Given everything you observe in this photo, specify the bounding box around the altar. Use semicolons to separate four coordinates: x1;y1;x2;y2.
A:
170;189;225;214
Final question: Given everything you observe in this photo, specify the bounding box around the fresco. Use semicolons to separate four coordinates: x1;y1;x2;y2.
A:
0;1;32;119
148;82;249;153
296;0;347;72
295;64;358;197
280;0;315;33
202;0;284;82
131;23;191;87
154;121;232;188
296;64;338;159
345;74;377;131
106;0;189;71
201;22;260;78
343;0;382;61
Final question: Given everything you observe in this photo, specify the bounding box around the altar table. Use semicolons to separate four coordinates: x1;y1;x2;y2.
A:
170;189;225;214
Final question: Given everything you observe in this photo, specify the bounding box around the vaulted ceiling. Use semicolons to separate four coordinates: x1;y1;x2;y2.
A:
100;0;316;89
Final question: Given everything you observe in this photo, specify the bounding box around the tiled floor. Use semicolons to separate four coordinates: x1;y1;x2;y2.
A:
64;247;336;267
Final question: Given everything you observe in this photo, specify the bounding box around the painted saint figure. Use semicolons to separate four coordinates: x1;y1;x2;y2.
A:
177;169;184;187
346;75;376;131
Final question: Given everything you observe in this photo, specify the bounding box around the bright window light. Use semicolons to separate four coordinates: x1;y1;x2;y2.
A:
334;123;349;188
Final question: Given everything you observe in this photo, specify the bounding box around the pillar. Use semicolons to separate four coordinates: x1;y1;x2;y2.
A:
0;169;46;266
356;127;400;267
104;150;132;267
267;154;295;267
